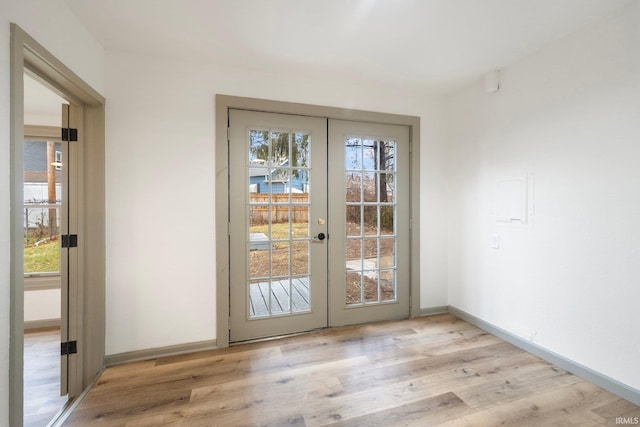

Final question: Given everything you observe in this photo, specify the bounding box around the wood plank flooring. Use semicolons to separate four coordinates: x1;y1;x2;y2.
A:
62;314;640;426
24;328;68;427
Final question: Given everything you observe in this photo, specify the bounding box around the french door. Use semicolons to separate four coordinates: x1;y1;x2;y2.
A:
328;120;410;326
229;110;328;342
229;110;409;342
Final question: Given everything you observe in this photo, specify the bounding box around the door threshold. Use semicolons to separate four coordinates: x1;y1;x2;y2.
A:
230;327;325;346
46;396;71;427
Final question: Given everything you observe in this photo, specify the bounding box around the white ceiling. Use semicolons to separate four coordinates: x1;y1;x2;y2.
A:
64;0;632;93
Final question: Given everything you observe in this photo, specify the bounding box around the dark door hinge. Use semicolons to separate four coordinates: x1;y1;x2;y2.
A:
62;128;78;142
61;341;77;356
61;234;78;248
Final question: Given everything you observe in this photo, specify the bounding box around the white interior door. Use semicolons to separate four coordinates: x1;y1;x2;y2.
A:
229;110;328;342
328;120;410;326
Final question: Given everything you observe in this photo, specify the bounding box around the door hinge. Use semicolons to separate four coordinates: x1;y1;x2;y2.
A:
61;340;77;356
62;128;78;142
61;234;78;248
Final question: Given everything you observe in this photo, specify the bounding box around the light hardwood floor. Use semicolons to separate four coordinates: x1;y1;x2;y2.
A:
24;328;68;427
63;314;639;426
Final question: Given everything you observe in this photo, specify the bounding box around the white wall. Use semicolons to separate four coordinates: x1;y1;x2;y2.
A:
24;288;61;323
0;1;104;425
104;51;448;355
445;2;640;391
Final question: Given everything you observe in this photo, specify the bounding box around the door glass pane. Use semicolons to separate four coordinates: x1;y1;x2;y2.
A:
363;206;378;236
380;173;394;203
363;172;376;202
364;274;379;303
270;279;291;314
291;168;309;198
23;140;62;275
272;169;291;203
344;137;398;306
270;131;290;164
291;241;309;275
247;128;312;318
362;139;377;170
346;238;362;271
346;205;361;236
346;271;362;305
291;278;311;312
345;138;362;169
271;242;290;277
380;206;394;236
381;141;396;171
380;270;395;302
346;172;362;203
293;133;310;168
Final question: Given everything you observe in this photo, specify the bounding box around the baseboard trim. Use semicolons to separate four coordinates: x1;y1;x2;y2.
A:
24;318;60;331
448;305;640;406
105;339;218;367
419;306;449;317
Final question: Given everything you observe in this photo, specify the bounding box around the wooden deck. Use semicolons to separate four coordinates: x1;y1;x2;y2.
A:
249;278;310;317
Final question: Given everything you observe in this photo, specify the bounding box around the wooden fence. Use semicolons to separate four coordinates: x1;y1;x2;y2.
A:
249;194;309;224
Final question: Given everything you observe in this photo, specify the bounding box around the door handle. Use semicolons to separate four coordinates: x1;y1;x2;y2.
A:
313;232;326;241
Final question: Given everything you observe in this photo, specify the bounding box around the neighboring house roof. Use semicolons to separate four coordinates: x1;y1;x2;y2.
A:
248;159;289;178
249;164;271;178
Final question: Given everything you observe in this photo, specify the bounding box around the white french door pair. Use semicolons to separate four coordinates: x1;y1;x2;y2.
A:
229;110;410;342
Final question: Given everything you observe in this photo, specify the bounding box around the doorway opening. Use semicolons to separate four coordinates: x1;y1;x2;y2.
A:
23;72;70;425
10;24;106;427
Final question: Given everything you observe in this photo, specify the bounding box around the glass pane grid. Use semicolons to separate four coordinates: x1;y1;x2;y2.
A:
247;127;312;319
344;137;398;307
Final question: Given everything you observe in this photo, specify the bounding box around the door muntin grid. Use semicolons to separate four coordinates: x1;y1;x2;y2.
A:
247;128;312;318
345;137;397;306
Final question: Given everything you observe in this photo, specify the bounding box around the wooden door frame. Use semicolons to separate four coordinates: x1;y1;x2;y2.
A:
9;24;106;427
215;95;421;348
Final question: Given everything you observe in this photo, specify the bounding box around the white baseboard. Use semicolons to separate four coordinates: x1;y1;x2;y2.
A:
448;305;640;407
105;339;218;367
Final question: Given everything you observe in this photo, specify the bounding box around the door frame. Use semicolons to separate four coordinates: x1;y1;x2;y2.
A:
216;95;421;348
9;24;106;427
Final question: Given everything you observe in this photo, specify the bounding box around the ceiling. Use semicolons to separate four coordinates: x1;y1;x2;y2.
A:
64;0;632;93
